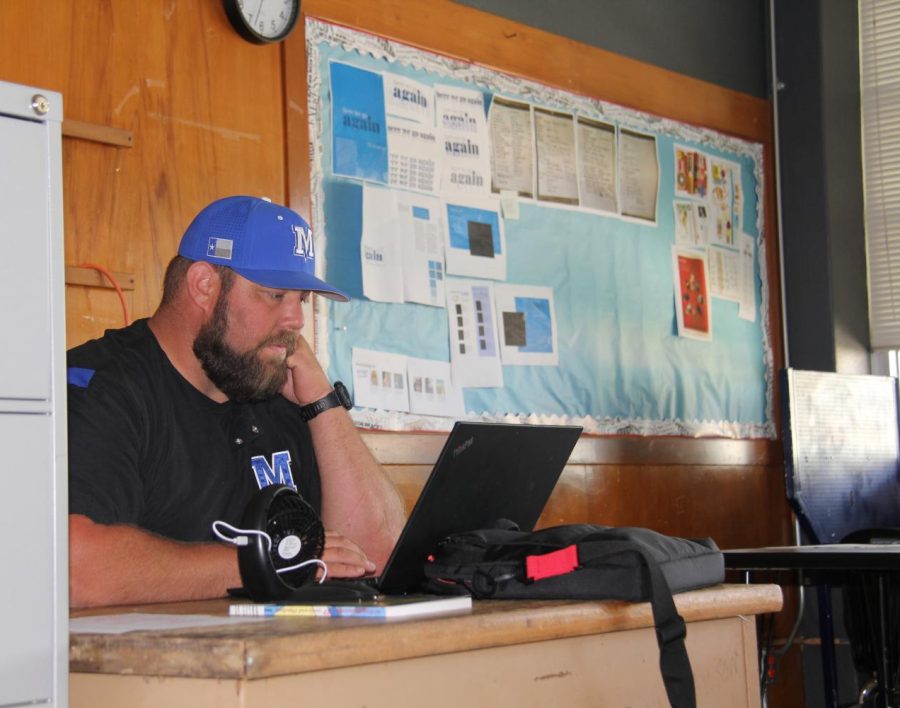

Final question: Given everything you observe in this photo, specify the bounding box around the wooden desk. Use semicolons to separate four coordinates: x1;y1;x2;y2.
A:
70;584;782;708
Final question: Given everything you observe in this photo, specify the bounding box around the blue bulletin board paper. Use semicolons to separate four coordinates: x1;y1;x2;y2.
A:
306;18;774;439
331;62;389;183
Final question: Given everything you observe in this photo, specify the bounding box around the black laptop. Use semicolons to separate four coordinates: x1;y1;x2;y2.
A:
269;421;581;601
370;421;582;594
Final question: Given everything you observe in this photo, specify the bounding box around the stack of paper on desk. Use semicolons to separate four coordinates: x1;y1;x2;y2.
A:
228;593;472;619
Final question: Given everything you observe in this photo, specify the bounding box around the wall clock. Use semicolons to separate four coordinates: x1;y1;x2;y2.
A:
223;0;300;44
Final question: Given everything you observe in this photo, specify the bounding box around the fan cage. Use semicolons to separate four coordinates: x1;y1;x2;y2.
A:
265;493;325;587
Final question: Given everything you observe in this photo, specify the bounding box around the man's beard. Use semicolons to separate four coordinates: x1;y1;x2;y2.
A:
193;296;297;403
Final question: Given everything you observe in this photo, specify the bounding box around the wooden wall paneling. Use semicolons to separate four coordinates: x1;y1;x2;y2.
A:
64;265;135;343
537;464;590;526
576;464;793;548
0;0;289;346
65;284;133;347
383;465;433;516
365;431;783;467
377;429;792;546
283;15;313;226
764;141;786;434
385;454;793;549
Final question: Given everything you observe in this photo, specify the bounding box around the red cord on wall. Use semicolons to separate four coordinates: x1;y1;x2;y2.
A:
78;262;131;325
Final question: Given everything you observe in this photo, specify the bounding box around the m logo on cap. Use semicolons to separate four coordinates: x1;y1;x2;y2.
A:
293;223;314;260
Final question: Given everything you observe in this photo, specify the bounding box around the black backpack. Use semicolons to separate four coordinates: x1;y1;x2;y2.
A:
423;522;725;708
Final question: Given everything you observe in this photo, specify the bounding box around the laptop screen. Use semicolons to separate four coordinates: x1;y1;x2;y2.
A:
377;421;582;593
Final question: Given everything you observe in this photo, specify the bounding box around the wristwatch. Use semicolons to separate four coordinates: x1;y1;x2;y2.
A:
298;381;353;421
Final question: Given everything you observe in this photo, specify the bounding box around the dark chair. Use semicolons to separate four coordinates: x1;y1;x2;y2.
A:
782;368;900;707
841;528;900;706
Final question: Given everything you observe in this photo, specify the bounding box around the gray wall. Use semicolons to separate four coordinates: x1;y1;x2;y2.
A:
454;0;768;97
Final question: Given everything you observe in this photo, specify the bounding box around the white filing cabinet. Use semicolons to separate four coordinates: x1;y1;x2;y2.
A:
0;81;68;708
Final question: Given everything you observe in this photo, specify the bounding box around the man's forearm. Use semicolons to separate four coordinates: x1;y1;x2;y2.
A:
308;409;407;570
280;337;407;569
69;514;240;608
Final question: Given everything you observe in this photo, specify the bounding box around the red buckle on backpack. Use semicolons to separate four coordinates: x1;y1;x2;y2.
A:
526;545;579;581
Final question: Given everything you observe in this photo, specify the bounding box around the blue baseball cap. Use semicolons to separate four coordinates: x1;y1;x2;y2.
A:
178;196;349;302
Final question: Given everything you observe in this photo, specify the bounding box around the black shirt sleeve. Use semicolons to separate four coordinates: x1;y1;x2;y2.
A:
67;367;149;525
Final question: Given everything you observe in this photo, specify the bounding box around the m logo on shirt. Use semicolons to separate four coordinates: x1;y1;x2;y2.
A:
250;450;296;489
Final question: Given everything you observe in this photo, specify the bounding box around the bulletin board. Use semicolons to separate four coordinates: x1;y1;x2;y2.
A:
305;17;775;439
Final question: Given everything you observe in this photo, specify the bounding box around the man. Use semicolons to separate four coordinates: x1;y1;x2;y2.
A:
67;195;406;608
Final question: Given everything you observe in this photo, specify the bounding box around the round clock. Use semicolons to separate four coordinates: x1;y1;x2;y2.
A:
223;0;301;45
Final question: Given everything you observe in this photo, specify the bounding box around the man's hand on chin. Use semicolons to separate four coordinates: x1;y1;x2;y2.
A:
280;335;331;406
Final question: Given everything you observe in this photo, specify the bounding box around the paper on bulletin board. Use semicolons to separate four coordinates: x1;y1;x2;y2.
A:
445;279;503;388
398;192;445;307
672;246;712;341
443;197;506;281
383;73;434;124
351;347;410;412
577;117;618;213
361;184;404;303
408;356;465;417
361;185;447;307
708;245;742;302
436;84;491;196
330;61;389;183
674;144;709;200
534;107;579;205
619;129;659;222
494;283;559;366
386;117;441;194
739;232;757;322
708;157;740;249
488;97;534;198
673;200;712;251
383;73;440;194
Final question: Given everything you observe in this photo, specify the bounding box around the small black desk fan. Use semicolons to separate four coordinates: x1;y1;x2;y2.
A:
236;484;378;602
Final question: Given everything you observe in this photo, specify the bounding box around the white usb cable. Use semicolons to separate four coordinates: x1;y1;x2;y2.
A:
212;520;328;581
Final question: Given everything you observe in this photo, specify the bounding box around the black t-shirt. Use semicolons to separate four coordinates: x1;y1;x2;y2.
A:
66;319;321;542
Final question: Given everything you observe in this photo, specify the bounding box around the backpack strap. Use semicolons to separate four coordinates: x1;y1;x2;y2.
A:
577;538;697;708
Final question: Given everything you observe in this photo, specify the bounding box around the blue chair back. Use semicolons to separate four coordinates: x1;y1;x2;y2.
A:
782;368;900;544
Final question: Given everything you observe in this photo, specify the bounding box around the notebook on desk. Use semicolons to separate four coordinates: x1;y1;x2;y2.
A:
371;421;583;594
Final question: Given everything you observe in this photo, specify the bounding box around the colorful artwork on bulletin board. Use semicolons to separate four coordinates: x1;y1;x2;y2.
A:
304;17;774;438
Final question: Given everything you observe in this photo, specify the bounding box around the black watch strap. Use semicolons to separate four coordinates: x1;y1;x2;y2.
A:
299;381;352;421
